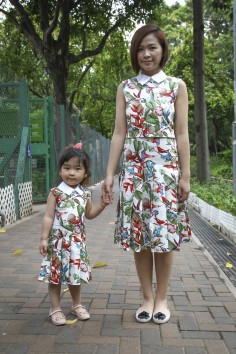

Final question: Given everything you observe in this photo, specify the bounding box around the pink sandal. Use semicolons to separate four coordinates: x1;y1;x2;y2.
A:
49;309;66;326
71;305;90;320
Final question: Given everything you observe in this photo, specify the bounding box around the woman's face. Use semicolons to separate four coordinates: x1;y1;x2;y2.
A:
137;33;163;76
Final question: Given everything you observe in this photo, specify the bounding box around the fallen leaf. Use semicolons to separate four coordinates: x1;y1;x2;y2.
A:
93;262;107;268
226;262;233;269
65;319;78;324
0;228;6;232
227;251;232;256
109;222;115;225
13;250;22;255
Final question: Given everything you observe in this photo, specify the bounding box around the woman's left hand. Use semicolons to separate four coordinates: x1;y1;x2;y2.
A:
177;176;190;202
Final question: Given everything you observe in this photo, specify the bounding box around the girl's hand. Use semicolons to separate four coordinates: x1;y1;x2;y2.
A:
39;240;48;257
177;176;190;202
102;176;114;204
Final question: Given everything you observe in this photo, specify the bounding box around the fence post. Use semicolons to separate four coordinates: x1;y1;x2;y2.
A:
14;127;29;218
60;104;66;149
19;79;31;182
47;97;56;187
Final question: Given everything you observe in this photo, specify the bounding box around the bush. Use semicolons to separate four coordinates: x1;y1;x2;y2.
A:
190;178;236;216
190;153;236;216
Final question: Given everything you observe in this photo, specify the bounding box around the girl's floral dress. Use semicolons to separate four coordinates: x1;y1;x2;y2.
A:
115;70;191;253
38;182;91;285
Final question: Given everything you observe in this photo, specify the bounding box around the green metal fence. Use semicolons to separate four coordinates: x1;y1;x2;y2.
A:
30;97;51;201
0;79;113;217
30;97;112;202
0;79;32;223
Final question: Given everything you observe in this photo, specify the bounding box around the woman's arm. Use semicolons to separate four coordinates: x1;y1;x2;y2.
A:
39;192;56;256
174;80;190;202
103;83;127;199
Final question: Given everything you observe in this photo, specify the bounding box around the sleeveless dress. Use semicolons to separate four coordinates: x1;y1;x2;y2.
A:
114;70;191;253
38;182;91;285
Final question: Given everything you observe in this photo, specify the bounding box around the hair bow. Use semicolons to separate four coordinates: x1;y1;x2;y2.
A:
66;142;83;149
73;142;83;149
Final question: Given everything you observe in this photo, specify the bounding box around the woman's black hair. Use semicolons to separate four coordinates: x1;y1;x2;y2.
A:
130;24;169;74
58;146;91;186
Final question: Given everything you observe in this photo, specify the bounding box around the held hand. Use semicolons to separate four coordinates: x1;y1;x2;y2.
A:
177;176;190;202
39;240;48;257
102;176;114;204
100;195;109;208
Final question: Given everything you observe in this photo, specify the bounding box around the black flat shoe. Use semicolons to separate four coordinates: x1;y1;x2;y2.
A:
135;310;152;323
153;311;170;324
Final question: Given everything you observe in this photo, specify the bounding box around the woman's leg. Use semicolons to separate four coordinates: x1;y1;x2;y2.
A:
48;283;61;312
153;252;174;314
134;250;154;314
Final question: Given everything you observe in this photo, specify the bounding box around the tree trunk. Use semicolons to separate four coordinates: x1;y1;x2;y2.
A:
193;0;210;182
51;66;68;107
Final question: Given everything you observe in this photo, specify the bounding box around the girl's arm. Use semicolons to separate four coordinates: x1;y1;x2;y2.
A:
174;80;190;202
85;194;108;220
103;83;127;200
39;192;56;256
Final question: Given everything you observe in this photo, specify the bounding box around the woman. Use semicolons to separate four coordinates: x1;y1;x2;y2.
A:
103;24;191;324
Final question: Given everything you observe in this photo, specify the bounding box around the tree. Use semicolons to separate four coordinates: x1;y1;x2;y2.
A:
74;30;132;137
0;0;161;108
193;0;210;182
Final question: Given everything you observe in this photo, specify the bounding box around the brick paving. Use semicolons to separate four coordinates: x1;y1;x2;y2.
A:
0;178;235;354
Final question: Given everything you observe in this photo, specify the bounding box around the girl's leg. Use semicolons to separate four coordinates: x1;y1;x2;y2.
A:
153;252;174;314
48;283;66;325
68;284;81;307
48;283;61;312
134;250;154;314
68;285;90;320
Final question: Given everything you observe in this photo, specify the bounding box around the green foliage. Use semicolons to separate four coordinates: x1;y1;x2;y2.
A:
190;153;235;216
0;0;233;146
150;0;233;154
191;178;236;216
72;30;132;138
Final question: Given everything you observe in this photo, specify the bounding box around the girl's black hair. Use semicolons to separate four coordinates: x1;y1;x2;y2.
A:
58;147;91;186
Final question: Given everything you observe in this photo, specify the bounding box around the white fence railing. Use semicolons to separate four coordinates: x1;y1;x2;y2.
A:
0;182;32;226
188;192;236;244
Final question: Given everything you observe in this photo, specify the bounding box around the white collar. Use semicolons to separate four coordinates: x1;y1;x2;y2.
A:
136;70;167;85
58;181;82;195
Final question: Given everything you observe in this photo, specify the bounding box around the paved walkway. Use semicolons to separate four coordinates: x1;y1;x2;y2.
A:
0;179;236;354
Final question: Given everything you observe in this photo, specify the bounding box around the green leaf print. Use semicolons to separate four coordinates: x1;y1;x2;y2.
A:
124;205;133;217
143;141;149;151
124;92;134;102
154;120;160;131
145;113;158;124
169;80;176;91
134;190;143;201
133;139;143;153
134;139;140;152
77;205;84;216
123;197;133;206
143;212;151;220
163;172;175;186
146;101;154;110
136;82;143;90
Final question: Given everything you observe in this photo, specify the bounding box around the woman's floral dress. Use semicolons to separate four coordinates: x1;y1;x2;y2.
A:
38;182;91;285
115;70;191;253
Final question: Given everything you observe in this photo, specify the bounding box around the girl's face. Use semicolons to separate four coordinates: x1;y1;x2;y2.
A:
60;157;87;188
137;33;163;76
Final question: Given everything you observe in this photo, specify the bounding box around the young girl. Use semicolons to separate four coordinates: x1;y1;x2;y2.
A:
38;143;108;325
